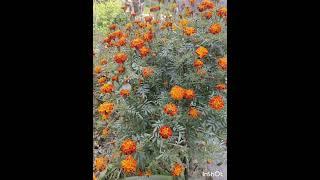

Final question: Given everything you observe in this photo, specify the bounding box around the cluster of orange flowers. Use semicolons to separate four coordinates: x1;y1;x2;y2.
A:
103;30;127;47
94;0;227;177
170;85;196;100
98;102;114;120
100;83;114;94
130;36;153;58
198;0;215;11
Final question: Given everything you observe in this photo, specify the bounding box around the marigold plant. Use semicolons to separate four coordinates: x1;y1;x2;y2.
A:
93;0;227;179
121;155;137;174
170;85;185;100
120;139;137;155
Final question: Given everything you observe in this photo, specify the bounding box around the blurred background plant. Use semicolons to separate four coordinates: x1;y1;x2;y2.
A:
93;0;128;43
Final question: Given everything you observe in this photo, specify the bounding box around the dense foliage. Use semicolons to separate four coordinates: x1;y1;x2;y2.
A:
93;0;227;179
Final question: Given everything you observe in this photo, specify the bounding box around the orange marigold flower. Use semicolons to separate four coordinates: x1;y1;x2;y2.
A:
102;127;110;137
201;0;215;10
117;65;125;74
163;21;173;28
112;75;119;82
150;6;160;12
112;30;123;38
198;4;206;12
184;89;196;100
144;16;153;23
194;59;204;68
209;95;224;110
146;23;153;31
185;6;193;16
116;37;126;47
95;157;107;172
125;23;133;30
183;27;197;36
94;66;102;74
100;83;114;94
100;58;107;65
121;155;137;174
170;85;185;100
188;107;200;119
130;38;145;49
159;125;173;139
215;83;227;90
171;163;184;176
196;46;208;58
138;22;147;28
145;169;152;177
98;76;107;84
139;46;150;58
109;24;117;30
143;31;153;42
217;7;227;17
121;139;137;155
138;169;144;176
98;102;114;120
120;89;130;97
142;67;154;78
114;52;128;64
164;103;179;116
203;11;213;19
209;23;222;34
179;19;189;27
218;57;227;70
104;35;113;44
